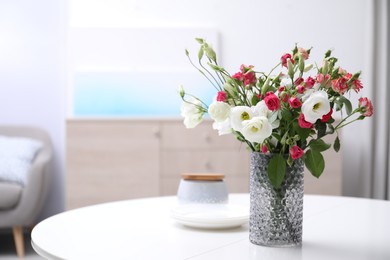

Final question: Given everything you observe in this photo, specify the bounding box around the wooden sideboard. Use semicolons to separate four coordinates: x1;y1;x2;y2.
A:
66;119;341;210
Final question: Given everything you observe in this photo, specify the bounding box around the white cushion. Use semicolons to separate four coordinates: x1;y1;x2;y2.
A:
0;136;43;186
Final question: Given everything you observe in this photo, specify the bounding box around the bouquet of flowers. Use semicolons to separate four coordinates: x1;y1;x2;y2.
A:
179;38;373;189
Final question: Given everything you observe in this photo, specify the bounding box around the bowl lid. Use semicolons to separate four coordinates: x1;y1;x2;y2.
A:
181;173;225;181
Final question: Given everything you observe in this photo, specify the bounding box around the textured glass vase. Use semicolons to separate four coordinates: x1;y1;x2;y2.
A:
249;152;304;247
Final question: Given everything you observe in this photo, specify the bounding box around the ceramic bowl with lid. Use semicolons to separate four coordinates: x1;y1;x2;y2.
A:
177;173;229;204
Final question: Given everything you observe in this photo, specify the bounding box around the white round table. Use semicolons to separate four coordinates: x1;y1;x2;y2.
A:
31;194;390;260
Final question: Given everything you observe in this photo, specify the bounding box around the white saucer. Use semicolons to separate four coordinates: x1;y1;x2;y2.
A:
171;203;249;229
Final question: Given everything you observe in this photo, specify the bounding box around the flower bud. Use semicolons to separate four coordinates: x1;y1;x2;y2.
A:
223;82;234;95
304;64;314;72
298;54;305;73
261;77;271;95
287;59;294;79
322;60;329;75
205;46;217;62
179;85;185;98
279;91;289;102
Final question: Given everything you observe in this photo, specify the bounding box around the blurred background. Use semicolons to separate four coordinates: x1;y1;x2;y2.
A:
0;0;387;220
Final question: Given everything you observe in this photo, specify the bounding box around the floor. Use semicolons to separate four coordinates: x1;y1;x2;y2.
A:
0;229;43;260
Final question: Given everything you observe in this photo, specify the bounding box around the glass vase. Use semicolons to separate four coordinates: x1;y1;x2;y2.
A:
249;152;304;247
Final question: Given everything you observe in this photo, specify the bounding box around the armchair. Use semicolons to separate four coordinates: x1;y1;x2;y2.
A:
0;126;53;258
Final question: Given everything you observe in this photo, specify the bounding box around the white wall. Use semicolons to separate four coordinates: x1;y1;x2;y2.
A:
0;1;66;218
69;0;374;196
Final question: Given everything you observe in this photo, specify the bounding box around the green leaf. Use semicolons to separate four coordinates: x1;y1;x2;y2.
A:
281;108;293;122
294;121;311;141
304;149;325;178
334;136;341;152
268;154;286;189
316;122;327;139
335;96;353;115
309;139;331;152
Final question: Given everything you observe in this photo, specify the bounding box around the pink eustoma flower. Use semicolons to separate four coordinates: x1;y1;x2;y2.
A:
305;76;315;88
331;76;349;94
217;91;227;102
261;144;268;154
298;47;309;60
317;74;330;84
232;72;244;81
264;92;281;111
358;97;374;117
297;85;305;94
321;108;333;123
281;53;293;68
352;79;363;93
294;77;304;86
243;71;256;86
290;145;304;160
298;113;313;128
289;97;302;108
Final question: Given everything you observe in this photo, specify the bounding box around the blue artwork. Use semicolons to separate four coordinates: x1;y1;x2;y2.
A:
73;71;215;117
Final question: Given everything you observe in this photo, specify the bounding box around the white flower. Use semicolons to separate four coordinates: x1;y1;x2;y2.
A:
280;76;293;89
180;98;205;128
213;118;232;135
301;90;330;123
252;100;270;117
208;101;231;123
230;106;253;132
252;101;279;129
241;116;272;143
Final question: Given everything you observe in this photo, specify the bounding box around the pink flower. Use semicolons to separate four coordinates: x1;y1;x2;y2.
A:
358;97;374;117
232;65;256;87
317;74;330;84
290;145;304;160
264;92;281;111
294;77;304;86
289;96;302;108
331;76;349;94
232;72;244;81
240;64;254;72
321;108;333;122
352;79;363;93
305;76;315;88
279;91;289;102
297;85;305;94
281;53;293;68
298;113;313;128
298;47;309;60
217;91;227;102
243;71;256;86
261;144;268;154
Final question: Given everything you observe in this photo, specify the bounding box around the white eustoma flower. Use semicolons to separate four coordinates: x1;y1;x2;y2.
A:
212;118;232;135
230;106;253;132
252;101;280;129
241;116;272;143
252;100;270;117
301;83;321;102
280;76;293;89
180;98;205;128
301;90;330;123
208;101;231;123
